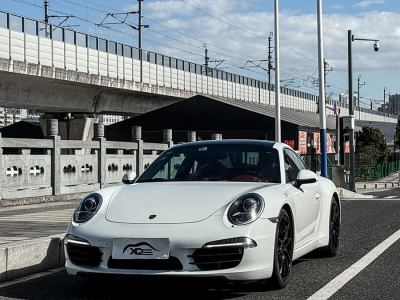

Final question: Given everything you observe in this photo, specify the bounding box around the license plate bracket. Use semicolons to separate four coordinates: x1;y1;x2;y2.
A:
112;238;170;260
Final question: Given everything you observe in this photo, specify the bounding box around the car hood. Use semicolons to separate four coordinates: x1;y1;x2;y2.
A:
105;182;272;224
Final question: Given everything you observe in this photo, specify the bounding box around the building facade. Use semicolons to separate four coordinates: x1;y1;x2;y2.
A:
0;108;41;128
98;114;126;126
388;94;400;116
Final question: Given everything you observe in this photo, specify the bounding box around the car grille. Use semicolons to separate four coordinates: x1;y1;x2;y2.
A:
108;257;183;271
189;246;244;271
66;243;102;267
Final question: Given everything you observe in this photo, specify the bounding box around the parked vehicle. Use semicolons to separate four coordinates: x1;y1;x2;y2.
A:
65;140;340;288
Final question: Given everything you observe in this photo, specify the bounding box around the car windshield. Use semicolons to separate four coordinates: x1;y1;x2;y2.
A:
137;143;281;183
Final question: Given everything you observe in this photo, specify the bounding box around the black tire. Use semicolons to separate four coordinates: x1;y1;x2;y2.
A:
322;198;340;257
270;209;294;289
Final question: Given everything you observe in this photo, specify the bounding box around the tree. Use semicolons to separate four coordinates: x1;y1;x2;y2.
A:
356;126;388;165
396;117;400;151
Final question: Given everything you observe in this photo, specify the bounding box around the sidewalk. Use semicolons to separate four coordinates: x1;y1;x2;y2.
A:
0;201;78;282
0;201;76;245
356;172;400;191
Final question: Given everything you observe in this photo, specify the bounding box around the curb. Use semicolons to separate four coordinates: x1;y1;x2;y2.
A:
337;187;374;199
0;234;65;282
356;181;400;190
0;193;86;208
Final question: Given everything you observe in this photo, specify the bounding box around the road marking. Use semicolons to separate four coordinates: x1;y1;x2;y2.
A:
384;196;398;199
0;267;65;289
308;228;400;300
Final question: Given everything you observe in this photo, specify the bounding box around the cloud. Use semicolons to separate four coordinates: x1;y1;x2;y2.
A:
330;4;344;10
138;0;399;99
353;0;385;9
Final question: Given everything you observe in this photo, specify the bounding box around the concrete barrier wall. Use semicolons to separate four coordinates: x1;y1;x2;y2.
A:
0;126;169;200
0;234;65;282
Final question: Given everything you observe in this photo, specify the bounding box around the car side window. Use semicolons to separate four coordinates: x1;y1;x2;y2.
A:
286;149;307;171
284;152;299;183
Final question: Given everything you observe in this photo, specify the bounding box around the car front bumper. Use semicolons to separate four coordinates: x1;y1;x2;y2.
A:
65;214;276;281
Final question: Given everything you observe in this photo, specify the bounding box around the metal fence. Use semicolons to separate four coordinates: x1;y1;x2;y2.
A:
355;160;400;181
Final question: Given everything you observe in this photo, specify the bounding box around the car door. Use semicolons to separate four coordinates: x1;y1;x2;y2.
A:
284;149;321;245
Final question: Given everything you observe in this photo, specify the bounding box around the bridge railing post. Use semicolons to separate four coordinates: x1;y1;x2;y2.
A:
94;122;106;189
47;119;61;196
163;129;174;148
211;133;223;140
0;132;3;200
188;131;196;142
132;126;144;176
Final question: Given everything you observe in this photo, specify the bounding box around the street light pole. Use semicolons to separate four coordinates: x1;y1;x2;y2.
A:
317;0;328;178
347;30;380;191
268;32;274;106
274;0;281;142
348;30;356;191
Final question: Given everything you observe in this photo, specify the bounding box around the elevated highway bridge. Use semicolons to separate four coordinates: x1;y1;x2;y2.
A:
0;11;396;126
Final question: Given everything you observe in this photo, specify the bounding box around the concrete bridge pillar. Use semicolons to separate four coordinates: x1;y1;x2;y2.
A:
41;113;98;141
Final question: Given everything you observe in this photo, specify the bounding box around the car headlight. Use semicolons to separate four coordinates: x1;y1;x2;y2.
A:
73;193;103;223
227;193;264;225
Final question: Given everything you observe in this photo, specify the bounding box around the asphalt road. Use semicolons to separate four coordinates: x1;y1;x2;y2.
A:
364;187;400;198
0;199;399;300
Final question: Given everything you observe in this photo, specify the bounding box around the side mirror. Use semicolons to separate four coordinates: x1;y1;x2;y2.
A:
122;171;137;184
294;170;317;189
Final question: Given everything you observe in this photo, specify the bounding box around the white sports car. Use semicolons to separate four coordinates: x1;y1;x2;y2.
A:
65;140;340;288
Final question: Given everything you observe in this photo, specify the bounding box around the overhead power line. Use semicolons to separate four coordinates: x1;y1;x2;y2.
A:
181;0;268;40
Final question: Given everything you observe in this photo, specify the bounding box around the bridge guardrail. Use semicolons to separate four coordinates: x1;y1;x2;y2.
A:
0;125;173;200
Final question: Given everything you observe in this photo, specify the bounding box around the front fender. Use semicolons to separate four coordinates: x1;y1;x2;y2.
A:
315;177;339;246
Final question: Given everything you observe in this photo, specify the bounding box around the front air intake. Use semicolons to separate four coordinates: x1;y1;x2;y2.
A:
188;246;244;271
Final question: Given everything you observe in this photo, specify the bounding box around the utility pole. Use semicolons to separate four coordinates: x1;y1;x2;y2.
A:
138;0;143;83
324;59;332;100
384;87;390;116
96;1;148;82
44;0;49;23
318;58;333;113
274;0;281;142
268;32;274;106
44;0;49;37
384;87;387;106
357;75;365;120
203;44;209;75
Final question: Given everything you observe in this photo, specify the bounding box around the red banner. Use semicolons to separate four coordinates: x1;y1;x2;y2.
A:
284;139;295;149
298;131;308;154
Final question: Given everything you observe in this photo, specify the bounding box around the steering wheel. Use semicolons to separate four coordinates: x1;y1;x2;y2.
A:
230;170;264;182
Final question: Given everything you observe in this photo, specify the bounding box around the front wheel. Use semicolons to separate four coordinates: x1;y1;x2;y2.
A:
322;198;340;257
270;209;294;289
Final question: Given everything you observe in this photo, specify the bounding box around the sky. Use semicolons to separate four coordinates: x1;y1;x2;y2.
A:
2;0;400;109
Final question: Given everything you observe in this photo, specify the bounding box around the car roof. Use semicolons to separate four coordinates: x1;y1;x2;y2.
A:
172;139;281;150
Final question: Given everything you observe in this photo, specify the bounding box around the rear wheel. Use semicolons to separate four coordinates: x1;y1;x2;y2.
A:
323;198;340;257
270;209;293;289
